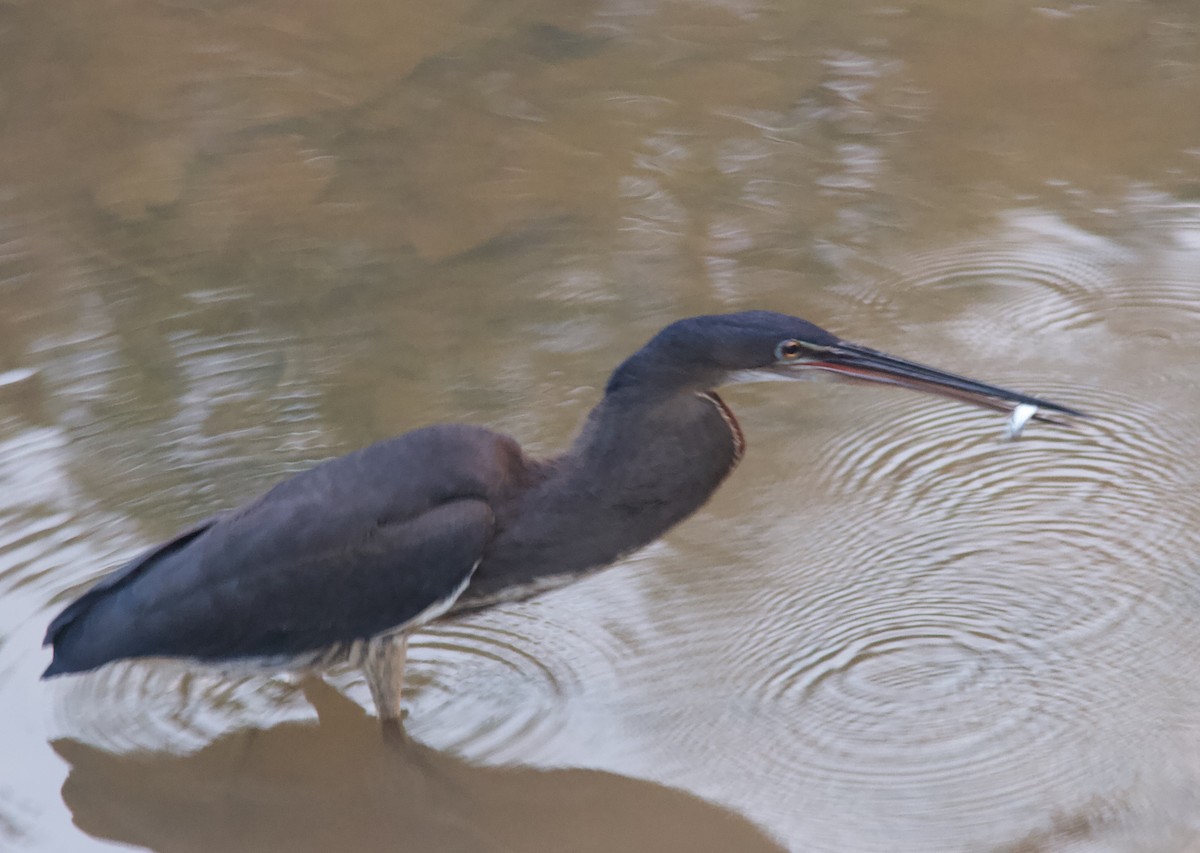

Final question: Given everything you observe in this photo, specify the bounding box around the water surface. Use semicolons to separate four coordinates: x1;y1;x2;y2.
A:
2;1;1200;851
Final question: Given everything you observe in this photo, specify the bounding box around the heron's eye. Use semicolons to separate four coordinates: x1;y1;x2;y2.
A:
776;340;804;361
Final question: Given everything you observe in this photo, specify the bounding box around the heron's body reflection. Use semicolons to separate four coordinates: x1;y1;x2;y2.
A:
55;679;786;853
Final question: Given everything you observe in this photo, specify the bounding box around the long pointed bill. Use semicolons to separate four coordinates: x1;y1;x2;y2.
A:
801;341;1085;424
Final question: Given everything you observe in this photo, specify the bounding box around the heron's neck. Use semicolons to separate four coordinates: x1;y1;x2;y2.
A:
561;386;744;481
458;386;743;611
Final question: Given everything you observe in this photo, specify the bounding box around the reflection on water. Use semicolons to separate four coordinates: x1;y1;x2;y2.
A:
3;0;1200;852
56;681;786;853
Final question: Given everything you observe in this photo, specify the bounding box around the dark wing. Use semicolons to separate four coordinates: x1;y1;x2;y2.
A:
43;424;519;677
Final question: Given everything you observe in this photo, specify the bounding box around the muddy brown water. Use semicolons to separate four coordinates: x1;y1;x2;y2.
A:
3;1;1200;851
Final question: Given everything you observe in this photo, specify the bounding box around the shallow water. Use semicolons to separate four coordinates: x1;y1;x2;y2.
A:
3;1;1200;851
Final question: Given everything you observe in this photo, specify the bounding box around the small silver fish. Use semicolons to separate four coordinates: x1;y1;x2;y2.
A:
1005;403;1038;440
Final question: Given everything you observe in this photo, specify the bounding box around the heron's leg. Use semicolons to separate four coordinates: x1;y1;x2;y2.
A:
364;634;408;723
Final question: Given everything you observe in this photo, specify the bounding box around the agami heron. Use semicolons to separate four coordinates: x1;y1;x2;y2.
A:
42;312;1081;721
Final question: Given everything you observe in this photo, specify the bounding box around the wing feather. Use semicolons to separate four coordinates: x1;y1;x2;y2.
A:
43;425;515;676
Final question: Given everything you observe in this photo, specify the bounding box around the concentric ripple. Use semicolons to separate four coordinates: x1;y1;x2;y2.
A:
816;382;1191;513
398;620;575;762
401;581;638;764
863;212;1130;334
1105;250;1200;343
609;255;1200;849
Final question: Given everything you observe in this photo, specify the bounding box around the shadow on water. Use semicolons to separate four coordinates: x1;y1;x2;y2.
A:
53;680;786;853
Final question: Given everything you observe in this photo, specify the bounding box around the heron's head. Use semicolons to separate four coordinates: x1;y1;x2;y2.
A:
606;311;1082;421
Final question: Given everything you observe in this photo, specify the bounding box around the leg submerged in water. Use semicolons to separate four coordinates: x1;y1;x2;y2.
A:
364;635;408;722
